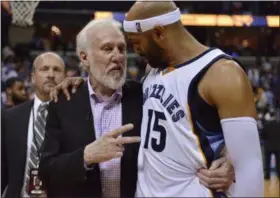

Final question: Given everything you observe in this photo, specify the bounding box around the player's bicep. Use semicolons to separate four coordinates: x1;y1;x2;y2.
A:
208;60;257;120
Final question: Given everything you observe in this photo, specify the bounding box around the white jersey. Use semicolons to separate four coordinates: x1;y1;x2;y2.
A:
136;48;232;197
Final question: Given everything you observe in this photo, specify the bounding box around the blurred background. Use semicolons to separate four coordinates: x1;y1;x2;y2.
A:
1;1;280;196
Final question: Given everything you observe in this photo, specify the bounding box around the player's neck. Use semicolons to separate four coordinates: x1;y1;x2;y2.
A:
165;31;208;67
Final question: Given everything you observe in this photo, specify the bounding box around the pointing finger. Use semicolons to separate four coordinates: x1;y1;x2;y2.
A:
116;136;141;145
109;124;134;138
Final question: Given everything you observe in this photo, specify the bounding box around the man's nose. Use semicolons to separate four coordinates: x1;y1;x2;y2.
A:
111;49;124;63
47;69;55;78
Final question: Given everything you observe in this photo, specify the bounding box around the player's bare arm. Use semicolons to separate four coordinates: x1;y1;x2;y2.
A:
202;59;257;119
199;59;263;197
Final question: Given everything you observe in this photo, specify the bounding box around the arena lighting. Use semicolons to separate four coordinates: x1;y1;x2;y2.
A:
266;16;280;27
94;11;280;27
94;11;113;19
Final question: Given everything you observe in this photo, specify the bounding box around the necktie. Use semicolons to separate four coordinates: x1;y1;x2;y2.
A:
25;102;48;195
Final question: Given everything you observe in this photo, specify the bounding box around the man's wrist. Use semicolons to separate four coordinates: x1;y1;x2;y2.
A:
83;146;91;164
83;146;96;170
84;161;96;170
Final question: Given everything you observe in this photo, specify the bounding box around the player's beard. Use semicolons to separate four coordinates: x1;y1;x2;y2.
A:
145;38;167;69
90;63;127;90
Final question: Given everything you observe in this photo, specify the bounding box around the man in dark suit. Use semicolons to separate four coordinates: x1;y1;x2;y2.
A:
1;52;66;198
39;19;141;198
262;109;280;179
39;80;142;198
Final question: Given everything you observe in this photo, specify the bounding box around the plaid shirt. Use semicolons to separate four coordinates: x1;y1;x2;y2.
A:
87;78;122;198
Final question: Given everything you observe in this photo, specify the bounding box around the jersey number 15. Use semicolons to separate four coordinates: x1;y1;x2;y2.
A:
144;109;167;152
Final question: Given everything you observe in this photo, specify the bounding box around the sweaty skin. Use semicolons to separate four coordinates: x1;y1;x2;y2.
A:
198;59;257;120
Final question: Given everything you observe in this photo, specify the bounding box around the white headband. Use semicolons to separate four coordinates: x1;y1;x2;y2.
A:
123;8;181;33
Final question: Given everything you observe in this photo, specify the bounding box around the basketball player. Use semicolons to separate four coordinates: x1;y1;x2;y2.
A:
122;1;263;197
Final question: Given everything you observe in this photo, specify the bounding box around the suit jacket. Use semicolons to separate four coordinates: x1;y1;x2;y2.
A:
39;80;143;198
262;120;280;151
1;100;33;198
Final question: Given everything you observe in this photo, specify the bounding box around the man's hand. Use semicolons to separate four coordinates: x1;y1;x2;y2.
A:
197;157;235;192
50;77;85;102
84;124;141;164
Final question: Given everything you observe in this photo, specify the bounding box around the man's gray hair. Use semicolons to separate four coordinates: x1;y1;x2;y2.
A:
76;18;122;59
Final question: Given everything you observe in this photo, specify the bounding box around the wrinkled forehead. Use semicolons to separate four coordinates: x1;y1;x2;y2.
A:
36;55;65;69
90;25;126;45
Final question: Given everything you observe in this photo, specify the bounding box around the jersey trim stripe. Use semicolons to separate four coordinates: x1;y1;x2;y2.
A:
187;104;214;198
162;66;176;75
176;47;217;68
187;54;233;198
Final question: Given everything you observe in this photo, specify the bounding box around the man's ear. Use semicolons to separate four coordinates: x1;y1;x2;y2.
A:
80;51;90;72
31;72;35;84
152;25;165;48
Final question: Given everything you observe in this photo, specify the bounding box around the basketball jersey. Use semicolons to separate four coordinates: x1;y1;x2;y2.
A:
136;48;234;197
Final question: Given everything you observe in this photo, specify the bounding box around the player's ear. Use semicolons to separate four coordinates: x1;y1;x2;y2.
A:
79;51;90;72
152;25;165;47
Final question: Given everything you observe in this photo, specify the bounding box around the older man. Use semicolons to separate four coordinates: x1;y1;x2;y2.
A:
1;52;66;198
39;19;142;198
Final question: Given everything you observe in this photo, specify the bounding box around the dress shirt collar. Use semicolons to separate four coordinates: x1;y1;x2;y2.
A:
33;94;49;113
87;77;122;103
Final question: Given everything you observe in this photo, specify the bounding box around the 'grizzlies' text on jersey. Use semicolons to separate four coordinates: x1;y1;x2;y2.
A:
136;48;234;197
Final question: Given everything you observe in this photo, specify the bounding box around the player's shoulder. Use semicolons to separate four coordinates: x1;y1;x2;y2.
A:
204;58;248;90
208;58;245;79
202;57;253;104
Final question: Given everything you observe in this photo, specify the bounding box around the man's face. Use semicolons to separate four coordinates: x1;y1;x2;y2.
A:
32;56;65;96
8;81;28;103
127;32;167;69
86;26;127;90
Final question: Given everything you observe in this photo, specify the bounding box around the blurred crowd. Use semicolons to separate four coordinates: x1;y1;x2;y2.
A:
247;57;280;124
